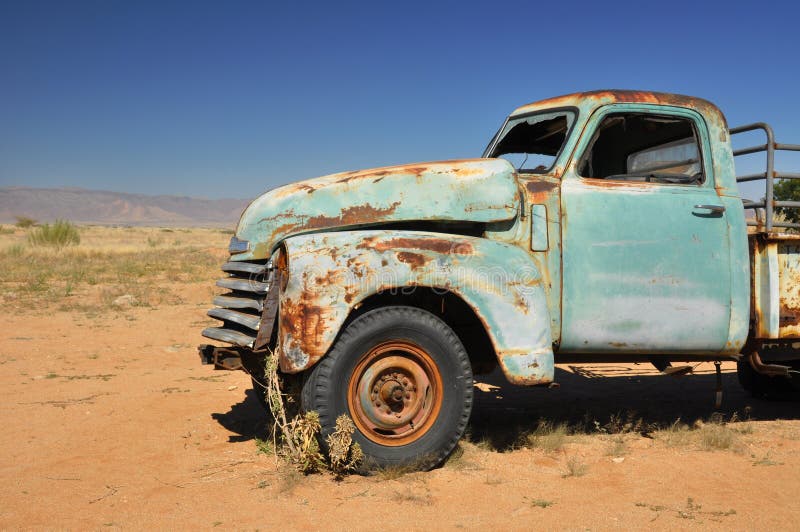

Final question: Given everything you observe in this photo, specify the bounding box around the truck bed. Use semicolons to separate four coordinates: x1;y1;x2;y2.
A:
751;232;800;340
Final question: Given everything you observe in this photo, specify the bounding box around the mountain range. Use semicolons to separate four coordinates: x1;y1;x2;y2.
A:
0;187;250;227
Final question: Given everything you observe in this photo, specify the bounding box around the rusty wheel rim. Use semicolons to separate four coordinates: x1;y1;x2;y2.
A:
347;341;443;446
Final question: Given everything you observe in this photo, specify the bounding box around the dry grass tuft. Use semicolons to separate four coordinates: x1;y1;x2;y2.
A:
527;497;554;508
605;435;628;457
254;437;273;456
653;413;746;452
277;466;304;494
656;419;693;447
27;220;80;249
561;456;588;478
392;488;433;506
699;422;737;451
520;419;569;453
376;460;430;480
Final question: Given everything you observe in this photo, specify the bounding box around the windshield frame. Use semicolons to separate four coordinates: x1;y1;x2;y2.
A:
482;106;579;174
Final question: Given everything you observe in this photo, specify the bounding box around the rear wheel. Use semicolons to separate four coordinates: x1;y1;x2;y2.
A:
301;306;473;471
737;357;798;399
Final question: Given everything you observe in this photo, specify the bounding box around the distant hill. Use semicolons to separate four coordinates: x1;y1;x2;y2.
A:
0;187;250;227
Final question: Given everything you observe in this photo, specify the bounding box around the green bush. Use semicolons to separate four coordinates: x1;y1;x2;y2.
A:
27;220;81;249
14;216;37;228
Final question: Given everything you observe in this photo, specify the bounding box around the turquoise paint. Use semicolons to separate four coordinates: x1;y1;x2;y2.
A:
231;158;519;261
278;230;554;384
559;103;734;353
215;91;760;379
530;204;548;251
752;237;779;337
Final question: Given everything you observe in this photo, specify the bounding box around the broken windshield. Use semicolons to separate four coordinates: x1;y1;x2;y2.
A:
484;110;576;173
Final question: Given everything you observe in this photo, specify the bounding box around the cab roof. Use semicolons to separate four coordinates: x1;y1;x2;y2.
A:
510;90;726;126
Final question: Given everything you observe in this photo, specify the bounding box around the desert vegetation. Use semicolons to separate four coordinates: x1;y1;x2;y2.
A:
1;223;798;529
0;224;223;313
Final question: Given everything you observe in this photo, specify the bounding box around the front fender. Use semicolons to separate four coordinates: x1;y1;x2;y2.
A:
277;230;554;385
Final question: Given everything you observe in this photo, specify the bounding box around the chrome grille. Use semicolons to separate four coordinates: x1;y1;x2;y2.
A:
202;259;272;347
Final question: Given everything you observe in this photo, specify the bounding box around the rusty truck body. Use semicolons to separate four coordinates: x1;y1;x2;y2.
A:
199;90;800;469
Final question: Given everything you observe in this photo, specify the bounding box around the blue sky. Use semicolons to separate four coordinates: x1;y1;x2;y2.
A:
1;0;797;199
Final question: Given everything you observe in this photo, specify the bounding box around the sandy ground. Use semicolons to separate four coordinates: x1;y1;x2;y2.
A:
2;284;800;530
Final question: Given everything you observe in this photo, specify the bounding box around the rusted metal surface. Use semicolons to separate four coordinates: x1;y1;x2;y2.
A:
201;89;800;399
277;230;554;385
230;159;520;261
347;341;442;446
202;260;272;348
748;350;791;377
197;344;243;370
751;233;800;339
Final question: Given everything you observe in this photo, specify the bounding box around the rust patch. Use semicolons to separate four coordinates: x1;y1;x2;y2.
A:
343;286;359;304
525;180;558;194
396;251;428;269
358;236;474;255
322;159;491;184
521;90;705;111
279;296;332;368
304;201;402;230
513;90;725;127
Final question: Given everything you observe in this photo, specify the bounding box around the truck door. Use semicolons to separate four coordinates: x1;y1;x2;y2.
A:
560;105;732;354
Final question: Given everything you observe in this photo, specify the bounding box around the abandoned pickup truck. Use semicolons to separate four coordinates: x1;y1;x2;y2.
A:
199;90;800;469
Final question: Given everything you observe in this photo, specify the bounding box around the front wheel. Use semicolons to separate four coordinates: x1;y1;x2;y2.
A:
301;306;473;471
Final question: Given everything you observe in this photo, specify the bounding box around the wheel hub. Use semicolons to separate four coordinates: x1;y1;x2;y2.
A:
348;341;442;446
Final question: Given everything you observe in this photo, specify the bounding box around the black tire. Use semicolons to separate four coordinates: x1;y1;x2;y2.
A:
301;306;473;471
737;357;798;400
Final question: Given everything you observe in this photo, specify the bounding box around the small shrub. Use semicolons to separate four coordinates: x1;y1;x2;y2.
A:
14;216;37;228
28;220;80;249
700;422;736;451
752;452;782;466
327;415;363;478
562;456;588;478
255;437;273;455
605;435;628;457
529;498;554;508
657;419;692;447
522;419;568;453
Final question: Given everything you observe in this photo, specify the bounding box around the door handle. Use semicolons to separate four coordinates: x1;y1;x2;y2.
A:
694;204;725;213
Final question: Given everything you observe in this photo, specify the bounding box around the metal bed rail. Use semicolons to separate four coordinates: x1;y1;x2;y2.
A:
731;122;800;231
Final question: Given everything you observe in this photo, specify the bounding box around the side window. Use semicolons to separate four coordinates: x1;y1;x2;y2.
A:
578;113;704;185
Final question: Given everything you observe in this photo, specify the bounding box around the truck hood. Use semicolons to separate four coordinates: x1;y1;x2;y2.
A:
233;158;520;260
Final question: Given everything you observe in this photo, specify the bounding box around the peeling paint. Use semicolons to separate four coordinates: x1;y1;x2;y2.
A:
231;159;519;261
276;230;554;384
